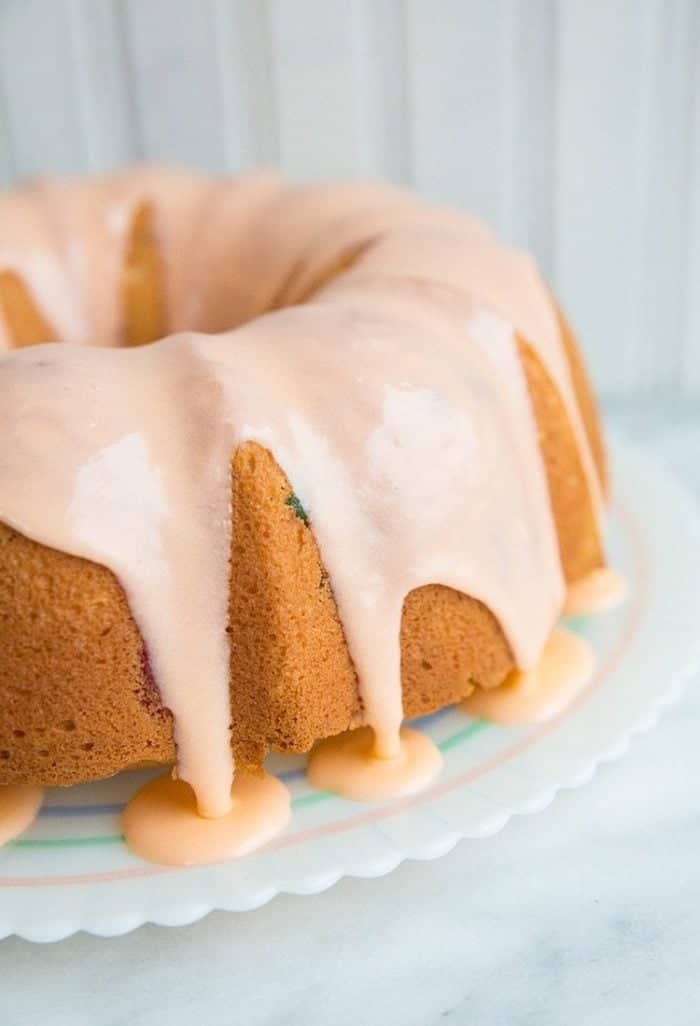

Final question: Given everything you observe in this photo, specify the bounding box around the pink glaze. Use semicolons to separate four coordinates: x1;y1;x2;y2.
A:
307;726;443;801
122;771;290;866
0;170;605;851
0;785;43;846
172;170;286;332
564;568;627;617
332;226;604;526
0;189;76;348
461;627;595;725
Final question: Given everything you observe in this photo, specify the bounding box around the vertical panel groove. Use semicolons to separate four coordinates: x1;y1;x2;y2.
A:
637;0;698;397
213;0;280;171
629;0;660;395
554;0;687;399
212;0;245;171
678;1;700;393
523;0;557;280
66;0;98;170
268;0;380;178
498;0;517;242
682;1;700;394
349;0;412;183
115;0;145;160
548;0;560;286
0;66;17;185
253;0;282;167
397;2;414;185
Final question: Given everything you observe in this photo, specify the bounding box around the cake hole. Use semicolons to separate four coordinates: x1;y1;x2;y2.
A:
61;719;77;732
81;742;95;752
12;728;25;738
38;749;49;757
0;750;9;760
421;660;433;671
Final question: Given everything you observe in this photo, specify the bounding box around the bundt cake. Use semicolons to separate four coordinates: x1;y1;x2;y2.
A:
0;167;620;864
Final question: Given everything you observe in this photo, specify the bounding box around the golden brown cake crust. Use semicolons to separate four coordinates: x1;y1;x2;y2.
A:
556;305;608;497
0;519;174;785
0;270;56;348
518;337;604;582
122;202;167;348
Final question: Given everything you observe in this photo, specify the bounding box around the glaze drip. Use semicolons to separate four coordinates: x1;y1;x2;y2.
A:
122;771;290;866
308;727;443;801
461;627;595;725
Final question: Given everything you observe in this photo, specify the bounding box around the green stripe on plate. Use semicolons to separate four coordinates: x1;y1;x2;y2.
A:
9;717;490;848
12;834;123;848
438;719;488;752
291;790;331;809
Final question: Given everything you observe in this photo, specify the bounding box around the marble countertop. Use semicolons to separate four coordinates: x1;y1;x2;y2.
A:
3;405;700;1026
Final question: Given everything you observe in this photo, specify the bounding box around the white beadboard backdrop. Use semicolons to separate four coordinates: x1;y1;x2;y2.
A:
0;0;698;400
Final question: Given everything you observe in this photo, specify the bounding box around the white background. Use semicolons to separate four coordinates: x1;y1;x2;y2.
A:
1;0;698;400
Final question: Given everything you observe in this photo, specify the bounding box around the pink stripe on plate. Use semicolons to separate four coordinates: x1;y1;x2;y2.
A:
0;499;648;888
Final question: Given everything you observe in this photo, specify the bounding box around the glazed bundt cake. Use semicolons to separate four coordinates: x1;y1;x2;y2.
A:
0;167;617;862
